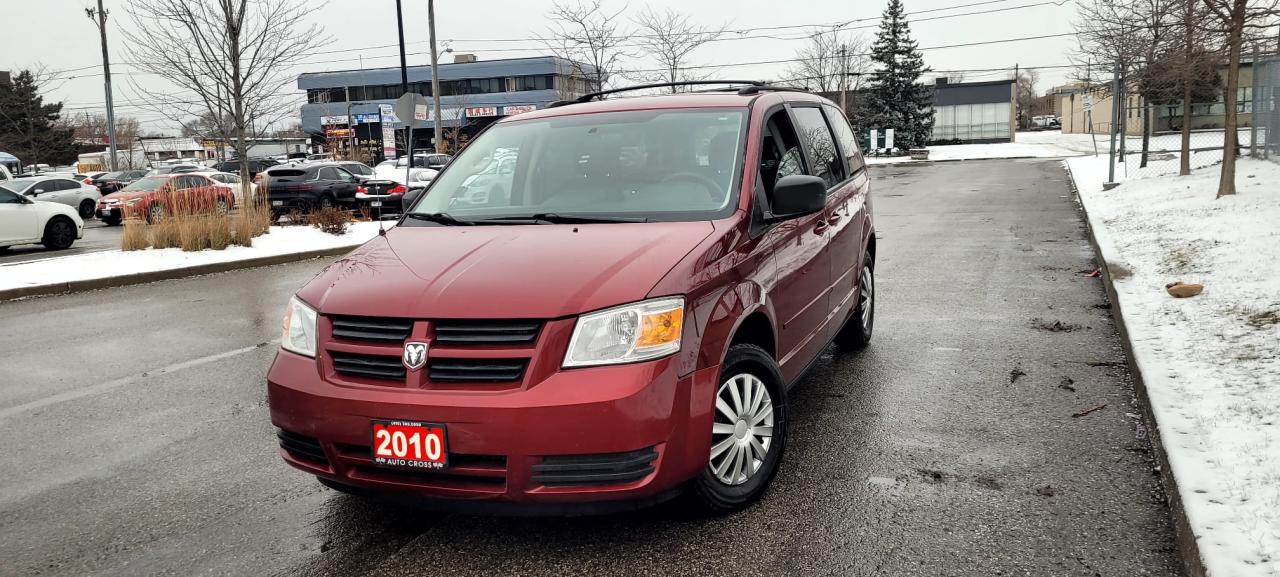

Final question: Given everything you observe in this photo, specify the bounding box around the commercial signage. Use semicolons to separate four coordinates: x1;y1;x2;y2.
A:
465;106;498;118
502;105;536;116
320;115;350;125
414;103;429;122
1082;93;1094;112
428;107;465;121
353;113;381;124
379;104;397;158
325;128;354;138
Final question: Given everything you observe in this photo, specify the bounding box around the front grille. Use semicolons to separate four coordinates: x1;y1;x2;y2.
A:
428;358;527;383
532;447;658;487
434;320;541;346
277;429;329;465
332;352;405;380
333;443;507;491
330;316;413;343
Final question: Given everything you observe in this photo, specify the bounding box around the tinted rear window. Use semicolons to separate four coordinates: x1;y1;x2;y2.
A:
269;169;307;178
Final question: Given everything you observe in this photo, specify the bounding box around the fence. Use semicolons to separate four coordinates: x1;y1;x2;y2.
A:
1102;53;1280;179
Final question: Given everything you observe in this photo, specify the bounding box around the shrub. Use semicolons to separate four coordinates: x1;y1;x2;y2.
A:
121;217;149;251
207;214;233;250
308;207;351;235
150;214;182;249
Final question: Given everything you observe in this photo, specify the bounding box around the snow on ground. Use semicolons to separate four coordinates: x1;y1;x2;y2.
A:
1069;154;1280;577
0;222;385;293
867;129;1258;170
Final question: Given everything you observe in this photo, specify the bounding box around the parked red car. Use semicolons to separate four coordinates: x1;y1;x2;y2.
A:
268;83;876;514
97;172;238;224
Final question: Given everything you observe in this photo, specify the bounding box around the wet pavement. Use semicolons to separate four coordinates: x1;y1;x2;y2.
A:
0;159;1184;577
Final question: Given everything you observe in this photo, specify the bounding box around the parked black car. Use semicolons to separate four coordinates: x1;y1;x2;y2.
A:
263;164;359;213
91;170;148;194
333;161;374;181
217;158;279;179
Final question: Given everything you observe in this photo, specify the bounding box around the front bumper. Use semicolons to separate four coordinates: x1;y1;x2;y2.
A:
267;348;719;510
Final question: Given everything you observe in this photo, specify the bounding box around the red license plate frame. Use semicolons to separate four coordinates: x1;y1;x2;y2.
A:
370;420;448;470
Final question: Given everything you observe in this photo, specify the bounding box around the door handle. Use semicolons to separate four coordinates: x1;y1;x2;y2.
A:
827;213;842;225
813;221;829;235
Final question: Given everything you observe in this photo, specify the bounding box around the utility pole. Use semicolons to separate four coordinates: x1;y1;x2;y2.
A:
429;0;443;151
394;0;412;164
839;44;848;114
86;0;118;171
1014;63;1020;129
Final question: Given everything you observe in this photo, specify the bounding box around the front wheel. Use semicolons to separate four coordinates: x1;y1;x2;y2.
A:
835;251;875;350
691;343;788;514
78;199;96;219
42;216;77;250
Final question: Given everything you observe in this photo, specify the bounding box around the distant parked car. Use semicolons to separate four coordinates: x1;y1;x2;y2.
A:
96;173;238;224
0;175;101;219
216;158;279;180
202;171;258;199
82;172;110;185
262;164;359;214
145;164;203;176
92;170;148;194
0;186;83;251
333;161;374;181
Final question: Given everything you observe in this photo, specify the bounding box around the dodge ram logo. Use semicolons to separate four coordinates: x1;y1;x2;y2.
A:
403;342;428;370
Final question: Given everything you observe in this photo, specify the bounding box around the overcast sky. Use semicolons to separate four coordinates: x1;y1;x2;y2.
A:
1;0;1080;133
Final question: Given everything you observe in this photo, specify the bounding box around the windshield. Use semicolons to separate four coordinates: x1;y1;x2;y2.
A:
122;176;170;192
410;109;745;222
0;178;40;193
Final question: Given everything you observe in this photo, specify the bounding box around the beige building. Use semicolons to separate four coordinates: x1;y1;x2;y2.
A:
1057;62;1256;135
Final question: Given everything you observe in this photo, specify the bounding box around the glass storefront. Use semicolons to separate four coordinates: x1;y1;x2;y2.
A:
932;101;1011;142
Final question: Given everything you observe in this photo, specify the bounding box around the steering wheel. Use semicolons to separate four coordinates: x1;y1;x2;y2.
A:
660;172;723;202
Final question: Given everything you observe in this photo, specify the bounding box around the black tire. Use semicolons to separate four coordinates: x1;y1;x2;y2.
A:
691;343;788;514
41;216;77;250
78;199;96;219
215;198;229;215
835;251;875;350
101;217;121;226
318;195;335;209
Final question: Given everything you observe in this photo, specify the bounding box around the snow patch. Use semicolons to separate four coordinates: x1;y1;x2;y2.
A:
1069;154;1280;577
0;222;386;292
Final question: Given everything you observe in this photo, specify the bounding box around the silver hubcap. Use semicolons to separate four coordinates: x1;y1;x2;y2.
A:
709;373;774;486
860;265;874;330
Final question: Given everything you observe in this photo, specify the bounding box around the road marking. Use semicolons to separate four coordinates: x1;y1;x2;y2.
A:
0;340;277;421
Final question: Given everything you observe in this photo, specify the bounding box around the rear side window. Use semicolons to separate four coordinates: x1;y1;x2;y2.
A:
824;105;865;174
270;169;307;179
791;107;845;188
318;167;339;180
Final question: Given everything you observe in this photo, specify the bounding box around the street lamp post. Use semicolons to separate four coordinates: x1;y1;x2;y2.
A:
429;0;443;151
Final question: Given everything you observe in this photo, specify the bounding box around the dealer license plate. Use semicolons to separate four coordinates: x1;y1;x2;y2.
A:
370;201;383;208
371;420;448;469
272;200;283;206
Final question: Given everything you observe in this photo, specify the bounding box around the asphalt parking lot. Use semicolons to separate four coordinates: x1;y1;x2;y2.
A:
0;219;123;265
0;159;1185;577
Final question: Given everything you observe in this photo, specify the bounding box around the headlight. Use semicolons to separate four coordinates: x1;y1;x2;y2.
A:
563;297;684;368
281;296;318;357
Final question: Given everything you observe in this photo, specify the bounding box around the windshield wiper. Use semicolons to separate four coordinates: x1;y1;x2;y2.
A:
403;212;475;226
485;212;649;224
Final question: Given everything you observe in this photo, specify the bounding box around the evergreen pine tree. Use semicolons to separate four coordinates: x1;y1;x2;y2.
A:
865;0;934;151
0;70;79;168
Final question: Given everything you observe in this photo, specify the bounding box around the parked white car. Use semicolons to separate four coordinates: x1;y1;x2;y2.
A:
0;176;102;219
0;187;83;251
0;164;11;182
198;171;259;199
373;159;438;187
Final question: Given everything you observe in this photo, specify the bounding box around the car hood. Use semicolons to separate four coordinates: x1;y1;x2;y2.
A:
298;220;714;319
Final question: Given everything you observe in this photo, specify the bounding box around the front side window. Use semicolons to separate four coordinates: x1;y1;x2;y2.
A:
823;105;865;174
123;176;170;192
0;189;21;203
792;107;844;188
410;109;746;222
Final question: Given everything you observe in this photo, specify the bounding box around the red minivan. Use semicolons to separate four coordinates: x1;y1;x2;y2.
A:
267;84;876;514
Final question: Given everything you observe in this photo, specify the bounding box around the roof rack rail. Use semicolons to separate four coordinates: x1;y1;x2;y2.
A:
550;80;768;107
734;85;811;95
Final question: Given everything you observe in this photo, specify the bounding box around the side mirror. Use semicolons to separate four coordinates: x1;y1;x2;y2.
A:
768;175;827;221
31;189;44;195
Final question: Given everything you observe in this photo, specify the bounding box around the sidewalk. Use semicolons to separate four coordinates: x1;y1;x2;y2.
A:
0;222;386;300
866;129;1121;165
1068;154;1280;577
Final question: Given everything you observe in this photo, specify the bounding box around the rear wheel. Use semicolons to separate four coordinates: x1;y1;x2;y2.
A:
691;343;788;514
215;198;229;215
147;203;165;223
77;199;95;219
318;195;335;210
835;251;875;350
41;216;77;250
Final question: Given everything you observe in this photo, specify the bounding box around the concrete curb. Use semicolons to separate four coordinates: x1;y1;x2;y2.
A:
867;155;1041;166
1064;162;1207;577
0;245;357;302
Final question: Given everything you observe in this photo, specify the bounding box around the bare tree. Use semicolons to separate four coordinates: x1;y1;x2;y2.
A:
783;30;871;94
122;0;327;205
67;112;144;168
1201;0;1279;196
1016;69;1040;129
630;8;727;91
545;0;631;95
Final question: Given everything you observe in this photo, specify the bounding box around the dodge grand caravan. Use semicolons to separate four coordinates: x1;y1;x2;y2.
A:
267;82;876;514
